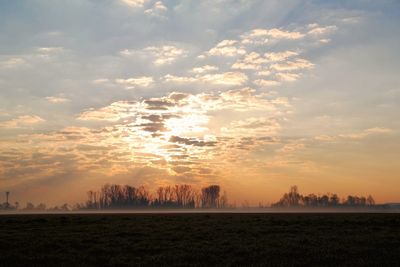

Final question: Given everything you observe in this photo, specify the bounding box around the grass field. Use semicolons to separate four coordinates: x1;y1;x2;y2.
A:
0;213;399;266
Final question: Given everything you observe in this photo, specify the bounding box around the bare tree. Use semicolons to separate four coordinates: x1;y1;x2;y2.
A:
367;195;375;206
201;185;220;208
219;191;228;208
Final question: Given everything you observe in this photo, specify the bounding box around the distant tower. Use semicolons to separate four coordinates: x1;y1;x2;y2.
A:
5;191;10;209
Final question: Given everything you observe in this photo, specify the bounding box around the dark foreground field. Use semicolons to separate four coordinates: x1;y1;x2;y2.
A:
0;213;399;266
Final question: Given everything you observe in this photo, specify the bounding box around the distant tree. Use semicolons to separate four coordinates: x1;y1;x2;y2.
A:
241;200;250;209
153;186;176;207
86;190;98;209
288;186;301;206
273;186;301;207
174;184;195;208
219;191;229;208
318;195;329;207
329;194;340;206
24;202;35;210
37;203;46;210
302;194;318;207
60;203;70;211
366;195;375;206
201;185;220;208
72;203;83;210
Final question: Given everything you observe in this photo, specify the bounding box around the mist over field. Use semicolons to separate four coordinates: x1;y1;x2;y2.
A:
1;0;400;206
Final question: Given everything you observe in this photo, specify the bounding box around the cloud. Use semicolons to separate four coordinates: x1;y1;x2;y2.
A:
191;65;219;73
200;72;248;85
0;115;45;128
78;101;142;121
339;127;393;140
45;96;70;103
316;127;393;141
163;71;248;86
121;45;187;65
221;117;281;136
115;76;154;89
120;0;148;8
264;51;298;61
240;28;305;45
231;52;268;70
144;1;167;18
36;47;64;54
1;86;293;195
206;40;246;57
144;45;187;65
276;72;300;82
169;136;217;147
270;58;314;71
314;135;336;142
92;78;110;84
78;88;288;123
163;74;197;83
277;142;305;154
307;24;338;35
257;70;271;76
253;79;280;87
0;57;28;69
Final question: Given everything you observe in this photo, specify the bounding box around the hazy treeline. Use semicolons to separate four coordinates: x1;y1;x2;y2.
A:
83;184;228;210
272;186;375;208
0;184;381;211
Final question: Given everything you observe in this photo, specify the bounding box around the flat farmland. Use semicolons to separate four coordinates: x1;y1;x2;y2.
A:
0;213;399;266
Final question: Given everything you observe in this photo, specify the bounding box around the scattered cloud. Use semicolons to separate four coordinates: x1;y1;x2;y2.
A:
339;127;393;140
0;57;28;69
270;58;314;71
316;127;393;142
200;72;248;85
144;1;167;18
191;65;219;74
120;0;148;8
231;52;268;70
276;72;300;82
307;24;338;35
253;79;281;87
92;78;110;84
221;117;281;136
121;45;187;65
45;96;70;103
115;76;154;89
0;115;45;128
206;40;246;57
36;47;65;54
264;51;298;62
256;70;271;76
241;28;305;45
163;72;248;86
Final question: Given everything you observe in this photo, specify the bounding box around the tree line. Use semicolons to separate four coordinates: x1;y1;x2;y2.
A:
83;184;228;210
272;186;375;208
0;184;380;211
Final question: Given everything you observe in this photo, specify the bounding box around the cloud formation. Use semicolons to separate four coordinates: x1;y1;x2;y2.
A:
115;76;154;89
121;45;187;65
0;115;45;128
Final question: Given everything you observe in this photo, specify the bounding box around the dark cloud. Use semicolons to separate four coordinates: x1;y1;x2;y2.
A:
169;135;217;147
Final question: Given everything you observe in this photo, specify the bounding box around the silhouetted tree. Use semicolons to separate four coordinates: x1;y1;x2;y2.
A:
24;202;35;210
367;195;375;206
201;185;220;208
273;186;374;208
219;191;229;208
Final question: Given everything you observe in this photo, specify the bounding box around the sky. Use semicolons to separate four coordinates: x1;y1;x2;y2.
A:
0;0;400;206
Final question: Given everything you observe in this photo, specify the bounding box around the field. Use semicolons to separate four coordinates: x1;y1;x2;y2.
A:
0;213;399;266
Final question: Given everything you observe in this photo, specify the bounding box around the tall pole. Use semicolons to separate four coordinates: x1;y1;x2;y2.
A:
6;191;9;208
